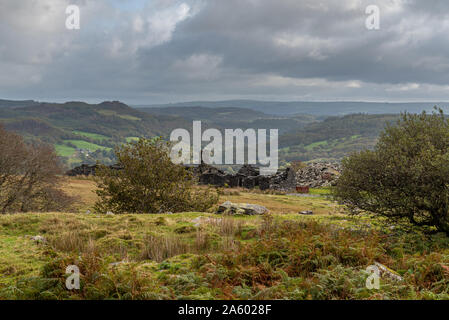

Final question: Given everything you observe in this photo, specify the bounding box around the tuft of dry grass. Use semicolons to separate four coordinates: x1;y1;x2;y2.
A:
140;234;189;262
193;230;211;252
48;230;90;253
211;217;245;237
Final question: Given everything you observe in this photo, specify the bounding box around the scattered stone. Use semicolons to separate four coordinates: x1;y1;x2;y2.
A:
166;212;174;215
217;201;268;215
192;217;202;224
106;211;114;216
85;210;91;214
299;210;313;215
109;261;127;267
30;235;46;243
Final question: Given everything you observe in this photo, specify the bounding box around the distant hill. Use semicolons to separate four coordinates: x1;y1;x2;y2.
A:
138;106;270;121
0;100;190;168
0;99;39;108
279;113;401;163
0;98;440;167
138;106;317;134
140;105;403;163
138;100;449;116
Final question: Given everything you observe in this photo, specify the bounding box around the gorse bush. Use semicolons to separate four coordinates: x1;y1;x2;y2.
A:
94;138;218;214
334;108;449;235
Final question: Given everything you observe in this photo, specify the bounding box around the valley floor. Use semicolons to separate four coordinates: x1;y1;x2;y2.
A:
1;178;449;300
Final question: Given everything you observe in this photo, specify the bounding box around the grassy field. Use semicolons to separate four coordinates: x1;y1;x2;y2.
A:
1;178;449;300
97;110;141;121
126;137;140;143
72;131;110;141
63;140;111;152
54;144;77;157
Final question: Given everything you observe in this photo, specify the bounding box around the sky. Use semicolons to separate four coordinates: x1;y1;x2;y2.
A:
2;0;449;104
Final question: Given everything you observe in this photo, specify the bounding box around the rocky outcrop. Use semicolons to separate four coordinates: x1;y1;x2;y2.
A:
217;201;269;215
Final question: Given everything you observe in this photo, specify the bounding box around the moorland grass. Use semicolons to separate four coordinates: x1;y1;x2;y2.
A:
1;178;449;299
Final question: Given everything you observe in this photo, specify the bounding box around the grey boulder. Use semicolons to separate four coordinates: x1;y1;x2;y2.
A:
217;201;269;215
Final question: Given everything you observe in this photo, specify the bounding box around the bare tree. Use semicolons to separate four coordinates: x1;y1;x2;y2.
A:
0;125;72;213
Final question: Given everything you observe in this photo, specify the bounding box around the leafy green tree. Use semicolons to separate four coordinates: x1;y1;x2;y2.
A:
94;138;219;214
334;108;449;234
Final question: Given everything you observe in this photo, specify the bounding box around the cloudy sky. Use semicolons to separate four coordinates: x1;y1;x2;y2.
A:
2;0;449;104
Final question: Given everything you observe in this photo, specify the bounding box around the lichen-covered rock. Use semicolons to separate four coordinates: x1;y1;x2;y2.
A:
374;262;403;282
216;201;268;215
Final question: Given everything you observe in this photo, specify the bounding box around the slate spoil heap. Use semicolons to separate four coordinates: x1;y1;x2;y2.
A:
295;162;341;188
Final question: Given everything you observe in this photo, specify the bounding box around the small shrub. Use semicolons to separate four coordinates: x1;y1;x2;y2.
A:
95;138;219;214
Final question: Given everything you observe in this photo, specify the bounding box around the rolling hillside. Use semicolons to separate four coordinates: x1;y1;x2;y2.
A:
0;99;39;108
279;114;401;163
0;100;190;167
0;99;424;167
138;106;317;134
139;100;449;116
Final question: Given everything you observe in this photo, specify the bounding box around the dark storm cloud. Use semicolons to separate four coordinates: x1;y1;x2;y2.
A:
2;0;449;103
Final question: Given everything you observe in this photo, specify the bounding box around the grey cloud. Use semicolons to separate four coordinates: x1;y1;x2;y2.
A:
2;0;449;103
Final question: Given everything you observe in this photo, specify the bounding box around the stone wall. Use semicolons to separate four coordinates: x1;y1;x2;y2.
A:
66;164;123;176
67;162;341;190
191;163;297;191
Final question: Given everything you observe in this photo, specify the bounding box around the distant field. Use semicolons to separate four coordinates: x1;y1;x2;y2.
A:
281;135;378;163
304;140;328;151
125;136;140;143
54;144;76;157
72;130;109;141
63;140;111;152
97;110;141;121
